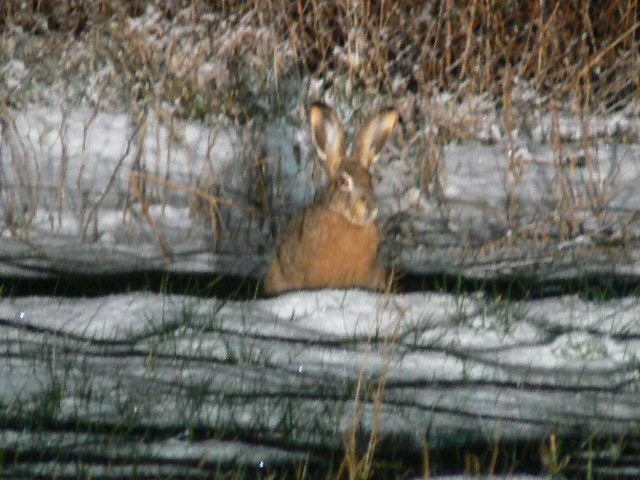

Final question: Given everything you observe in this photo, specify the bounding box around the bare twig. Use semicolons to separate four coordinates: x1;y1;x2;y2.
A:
82;117;144;240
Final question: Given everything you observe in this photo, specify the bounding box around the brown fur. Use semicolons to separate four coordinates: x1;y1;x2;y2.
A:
264;103;397;295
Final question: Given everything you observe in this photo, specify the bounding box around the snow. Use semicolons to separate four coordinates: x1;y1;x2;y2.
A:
2;103;640;478
3;106;640;280
1;289;639;477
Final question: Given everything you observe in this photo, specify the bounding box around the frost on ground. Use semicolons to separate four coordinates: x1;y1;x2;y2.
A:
0;290;639;477
1;105;640;478
1;106;640;280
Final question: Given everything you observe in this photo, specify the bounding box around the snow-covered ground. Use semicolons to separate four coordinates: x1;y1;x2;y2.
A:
2;106;640;279
1;290;638;477
1;105;640;478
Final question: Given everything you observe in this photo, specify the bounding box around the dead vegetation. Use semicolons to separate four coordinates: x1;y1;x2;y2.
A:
1;4;639;478
0;0;639;260
1;0;638;115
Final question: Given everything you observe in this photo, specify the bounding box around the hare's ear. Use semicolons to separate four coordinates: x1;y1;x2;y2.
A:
310;103;346;180
352;108;398;169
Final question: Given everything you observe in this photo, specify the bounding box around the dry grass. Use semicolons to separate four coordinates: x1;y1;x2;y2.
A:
1;0;638;114
0;0;638;251
0;6;638;479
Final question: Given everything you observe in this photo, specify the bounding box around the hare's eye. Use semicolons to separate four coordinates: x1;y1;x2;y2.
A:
338;173;353;192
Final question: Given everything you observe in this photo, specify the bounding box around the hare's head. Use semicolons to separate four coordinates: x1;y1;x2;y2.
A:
310;103;398;226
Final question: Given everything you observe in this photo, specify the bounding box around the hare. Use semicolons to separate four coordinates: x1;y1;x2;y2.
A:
264;102;398;295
